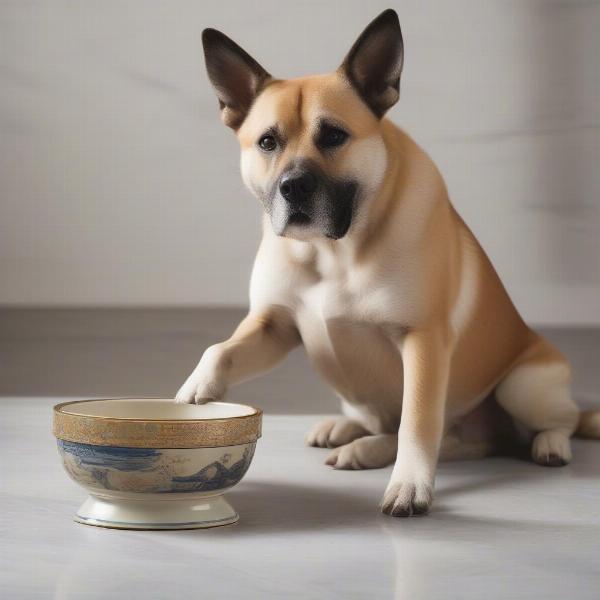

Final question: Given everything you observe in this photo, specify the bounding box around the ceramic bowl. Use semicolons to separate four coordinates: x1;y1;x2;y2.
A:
53;398;262;530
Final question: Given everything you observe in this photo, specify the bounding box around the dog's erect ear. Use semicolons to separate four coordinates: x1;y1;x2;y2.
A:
340;9;404;118
202;28;271;130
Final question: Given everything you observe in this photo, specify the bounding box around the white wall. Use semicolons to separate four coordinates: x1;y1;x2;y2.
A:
1;1;599;324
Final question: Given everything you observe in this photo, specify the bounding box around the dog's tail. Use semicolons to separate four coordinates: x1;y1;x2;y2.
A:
575;409;600;439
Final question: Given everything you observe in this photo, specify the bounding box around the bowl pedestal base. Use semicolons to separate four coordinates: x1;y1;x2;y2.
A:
74;493;239;530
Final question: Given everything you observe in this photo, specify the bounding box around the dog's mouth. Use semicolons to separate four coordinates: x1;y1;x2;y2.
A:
286;212;312;227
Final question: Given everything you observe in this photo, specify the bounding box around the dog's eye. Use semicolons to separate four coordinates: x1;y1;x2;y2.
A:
317;126;349;149
258;134;277;152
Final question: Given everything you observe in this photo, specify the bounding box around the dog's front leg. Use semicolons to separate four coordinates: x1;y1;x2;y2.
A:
381;328;451;517
175;307;300;404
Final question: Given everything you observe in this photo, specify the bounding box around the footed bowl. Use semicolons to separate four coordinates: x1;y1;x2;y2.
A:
53;398;262;530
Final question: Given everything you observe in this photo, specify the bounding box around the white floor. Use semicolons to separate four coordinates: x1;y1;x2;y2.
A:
2;397;600;599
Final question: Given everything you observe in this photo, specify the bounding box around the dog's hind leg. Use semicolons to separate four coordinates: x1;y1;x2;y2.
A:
326;429;495;468
438;432;494;462
495;339;579;466
439;396;513;461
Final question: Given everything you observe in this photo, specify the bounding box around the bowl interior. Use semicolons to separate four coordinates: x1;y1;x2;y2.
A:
57;399;257;421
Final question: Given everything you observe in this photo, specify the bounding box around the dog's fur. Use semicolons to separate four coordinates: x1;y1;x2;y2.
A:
176;10;600;516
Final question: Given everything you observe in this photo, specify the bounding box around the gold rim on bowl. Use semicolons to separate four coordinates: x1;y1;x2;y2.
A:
53;398;263;449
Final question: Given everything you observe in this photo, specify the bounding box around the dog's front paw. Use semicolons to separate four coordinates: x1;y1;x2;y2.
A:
174;386;196;404
175;348;227;404
174;384;212;404
175;373;225;404
381;478;433;517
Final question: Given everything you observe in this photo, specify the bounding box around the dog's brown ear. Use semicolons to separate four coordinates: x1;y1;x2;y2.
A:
340;9;404;118
202;28;271;130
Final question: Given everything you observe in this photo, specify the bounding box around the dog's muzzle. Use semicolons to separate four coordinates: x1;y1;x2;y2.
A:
269;162;357;240
279;171;318;206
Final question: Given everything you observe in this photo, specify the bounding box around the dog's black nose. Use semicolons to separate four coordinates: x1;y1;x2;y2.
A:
279;172;317;203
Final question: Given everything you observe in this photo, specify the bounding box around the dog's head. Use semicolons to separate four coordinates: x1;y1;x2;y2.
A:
202;9;403;240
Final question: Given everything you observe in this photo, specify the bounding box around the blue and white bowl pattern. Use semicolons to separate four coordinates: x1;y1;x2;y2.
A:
58;439;255;495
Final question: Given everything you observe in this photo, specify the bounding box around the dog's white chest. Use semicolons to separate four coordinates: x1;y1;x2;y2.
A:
295;277;406;410
301;256;419;324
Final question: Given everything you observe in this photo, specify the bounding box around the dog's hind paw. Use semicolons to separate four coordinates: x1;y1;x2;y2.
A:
532;430;572;466
305;418;369;448
325;434;397;470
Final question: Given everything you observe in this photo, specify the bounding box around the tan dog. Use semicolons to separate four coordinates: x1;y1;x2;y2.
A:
176;9;600;517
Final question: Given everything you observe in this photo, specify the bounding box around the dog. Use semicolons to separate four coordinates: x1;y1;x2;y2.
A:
176;9;600;517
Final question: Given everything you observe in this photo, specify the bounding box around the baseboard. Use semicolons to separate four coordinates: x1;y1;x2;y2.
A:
1;308;598;413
